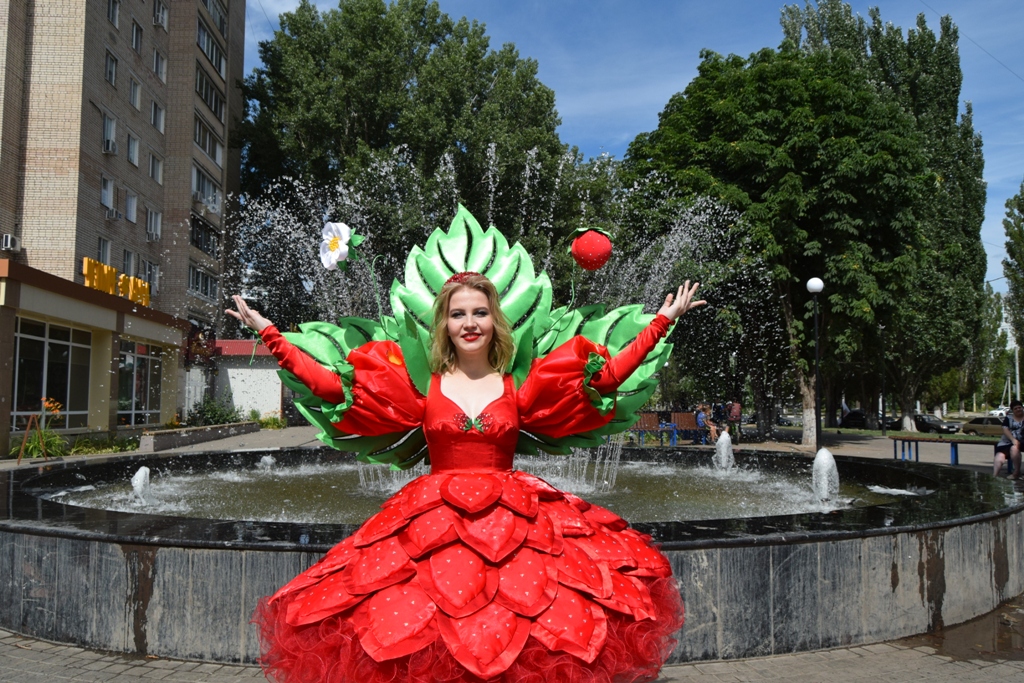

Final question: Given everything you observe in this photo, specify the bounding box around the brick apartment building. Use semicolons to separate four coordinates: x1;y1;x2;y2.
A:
0;0;245;455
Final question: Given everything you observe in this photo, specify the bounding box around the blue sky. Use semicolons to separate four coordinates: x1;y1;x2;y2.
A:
242;1;1024;289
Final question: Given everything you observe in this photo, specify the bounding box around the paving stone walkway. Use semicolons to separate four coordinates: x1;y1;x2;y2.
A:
3;628;1023;682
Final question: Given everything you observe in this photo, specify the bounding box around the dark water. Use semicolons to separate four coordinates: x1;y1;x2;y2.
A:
43;458;896;524
899;592;1024;661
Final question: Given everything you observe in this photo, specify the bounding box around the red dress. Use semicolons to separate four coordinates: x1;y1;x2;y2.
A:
255;318;684;683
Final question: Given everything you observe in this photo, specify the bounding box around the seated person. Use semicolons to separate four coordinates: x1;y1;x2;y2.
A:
994;400;1024;480
696;404;718;442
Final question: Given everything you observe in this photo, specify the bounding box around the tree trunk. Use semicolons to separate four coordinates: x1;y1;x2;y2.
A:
898;384;919;432
800;368;816;447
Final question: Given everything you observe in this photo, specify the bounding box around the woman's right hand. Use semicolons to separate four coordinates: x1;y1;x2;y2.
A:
225;295;273;332
657;281;706;321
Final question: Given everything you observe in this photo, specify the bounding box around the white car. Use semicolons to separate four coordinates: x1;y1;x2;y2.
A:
989;407;1009;418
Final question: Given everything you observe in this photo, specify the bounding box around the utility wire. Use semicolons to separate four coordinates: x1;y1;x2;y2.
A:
254;0;277;36
916;0;1024;87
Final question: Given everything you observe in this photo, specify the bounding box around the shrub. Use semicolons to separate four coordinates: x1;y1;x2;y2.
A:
259;412;287;429
186;395;243;427
9;428;68;459
69;435;139;455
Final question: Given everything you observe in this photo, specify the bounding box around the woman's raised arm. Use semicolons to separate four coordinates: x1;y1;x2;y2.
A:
656;280;706;321
588;281;705;393
225;295;346;405
225;295;273;332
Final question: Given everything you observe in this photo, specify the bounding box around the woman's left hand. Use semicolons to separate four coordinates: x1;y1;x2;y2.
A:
657;281;706;321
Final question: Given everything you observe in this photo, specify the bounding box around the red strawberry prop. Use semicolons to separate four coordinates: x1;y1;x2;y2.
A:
569;227;613;271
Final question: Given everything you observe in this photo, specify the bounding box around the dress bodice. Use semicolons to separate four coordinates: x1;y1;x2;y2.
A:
423;373;520;472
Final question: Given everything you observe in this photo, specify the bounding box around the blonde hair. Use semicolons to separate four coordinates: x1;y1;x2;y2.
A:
430;273;515;375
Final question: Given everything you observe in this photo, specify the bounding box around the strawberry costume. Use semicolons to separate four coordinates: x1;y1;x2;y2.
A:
250;208;685;682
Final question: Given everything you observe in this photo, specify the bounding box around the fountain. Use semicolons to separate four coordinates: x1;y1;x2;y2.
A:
1;445;1022;664
812;447;840;501
130;466;150;503
713;430;735;471
2;169;1020;665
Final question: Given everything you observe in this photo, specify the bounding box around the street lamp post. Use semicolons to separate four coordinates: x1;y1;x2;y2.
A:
807;278;824;452
879;324;887;437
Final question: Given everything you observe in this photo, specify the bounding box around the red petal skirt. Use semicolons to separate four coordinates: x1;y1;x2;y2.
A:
254;470;684;683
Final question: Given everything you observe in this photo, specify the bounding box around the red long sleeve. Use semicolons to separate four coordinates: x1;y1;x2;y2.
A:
587;314;673;394
260;325;346;405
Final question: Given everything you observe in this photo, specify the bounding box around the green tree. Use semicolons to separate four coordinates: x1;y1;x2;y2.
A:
238;0;567;237
231;0;628;329
959;285;1006;411
623;40;927;444
862;10;986;427
1003;179;1024;347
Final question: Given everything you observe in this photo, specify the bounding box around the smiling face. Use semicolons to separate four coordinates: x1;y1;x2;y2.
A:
446;288;494;360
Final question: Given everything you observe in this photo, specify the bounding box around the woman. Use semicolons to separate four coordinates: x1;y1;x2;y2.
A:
994;400;1024;480
695;404;718;443
227;272;704;683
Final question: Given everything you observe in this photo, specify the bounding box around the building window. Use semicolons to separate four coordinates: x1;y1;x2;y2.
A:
146;208;162;240
150;101;164;132
149;154;163;184
105;52;117;85
153;1;168;30
201;0;227;35
152;49;166;82
101;176;114;208
192;165;222;214
12;318;92;430
189;262;219;302
131;21;143;53
194;115;223;166
125;192;138;223
190;214;219;257
197;18;225;77
140;259;160;293
129;77;140;109
97;237;111;264
102;115;117;153
118;340;162;426
123;249;135;276
107;0;119;28
126;134;138;165
195;65;225;122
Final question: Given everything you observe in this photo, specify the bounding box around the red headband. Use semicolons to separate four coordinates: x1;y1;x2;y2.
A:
445;271;482;286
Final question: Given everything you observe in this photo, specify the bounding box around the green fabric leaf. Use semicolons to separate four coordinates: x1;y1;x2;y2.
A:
390;205;554;368
398;309;432;396
582;352;615;415
510;323;534;388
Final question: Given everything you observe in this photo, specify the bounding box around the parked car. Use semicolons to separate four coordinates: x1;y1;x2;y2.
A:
839;409;900;430
988;407;1009;418
961;416;1005;437
913;414;961;434
747;414;798;426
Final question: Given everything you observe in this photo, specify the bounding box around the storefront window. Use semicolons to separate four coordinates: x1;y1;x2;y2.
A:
12;317;91;429
118;340;162;425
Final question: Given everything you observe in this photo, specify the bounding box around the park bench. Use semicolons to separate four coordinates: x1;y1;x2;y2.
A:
628;412;675;446
671;412;710;445
889;435;998;466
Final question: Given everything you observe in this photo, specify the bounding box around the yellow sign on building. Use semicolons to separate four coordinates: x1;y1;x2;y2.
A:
83;258;150;306
118;274;151;306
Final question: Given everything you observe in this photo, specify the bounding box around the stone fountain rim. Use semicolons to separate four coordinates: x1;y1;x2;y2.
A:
2;447;1020;553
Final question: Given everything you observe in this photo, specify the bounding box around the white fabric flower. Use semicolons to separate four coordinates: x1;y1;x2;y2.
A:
320;222;351;270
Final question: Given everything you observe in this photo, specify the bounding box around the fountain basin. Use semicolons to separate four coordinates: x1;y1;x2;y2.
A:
1;447;1021;663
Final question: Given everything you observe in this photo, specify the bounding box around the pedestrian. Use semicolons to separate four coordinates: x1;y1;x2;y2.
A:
994;399;1024;480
